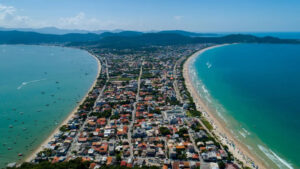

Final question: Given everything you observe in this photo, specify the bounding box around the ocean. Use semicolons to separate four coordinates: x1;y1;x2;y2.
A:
0;45;98;167
189;43;300;169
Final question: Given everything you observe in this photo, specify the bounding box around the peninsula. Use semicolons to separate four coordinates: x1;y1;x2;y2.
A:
3;30;297;169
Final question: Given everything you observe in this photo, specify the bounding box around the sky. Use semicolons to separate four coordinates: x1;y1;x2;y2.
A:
0;0;299;32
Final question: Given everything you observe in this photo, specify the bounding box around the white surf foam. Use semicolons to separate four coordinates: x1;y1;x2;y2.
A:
206;61;212;69
17;78;47;90
238;131;247;138
246;145;253;150
215;109;228;124
201;85;209;94
258;144;294;169
242;128;251;135
204;96;212;103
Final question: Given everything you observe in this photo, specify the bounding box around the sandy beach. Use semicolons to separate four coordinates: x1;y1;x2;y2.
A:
24;52;101;163
183;44;267;169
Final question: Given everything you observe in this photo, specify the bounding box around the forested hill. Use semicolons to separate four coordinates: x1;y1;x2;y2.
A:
0;30;299;48
0;31;102;44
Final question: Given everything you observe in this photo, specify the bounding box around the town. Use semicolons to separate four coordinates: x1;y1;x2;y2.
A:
26;44;244;169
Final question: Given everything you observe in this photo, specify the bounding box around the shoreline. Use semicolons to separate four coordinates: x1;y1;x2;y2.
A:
183;44;267;169
24;52;101;163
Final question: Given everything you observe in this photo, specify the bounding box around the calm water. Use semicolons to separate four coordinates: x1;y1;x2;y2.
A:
0;45;98;167
190;44;300;169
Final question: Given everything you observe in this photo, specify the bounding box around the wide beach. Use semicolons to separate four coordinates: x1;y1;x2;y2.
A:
24;52;101;163
183;44;267;169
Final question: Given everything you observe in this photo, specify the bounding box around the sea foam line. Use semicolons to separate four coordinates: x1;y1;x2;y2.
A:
17;78;47;90
242;128;251;135
190;66;230;126
239;131;247;138
258;144;294;169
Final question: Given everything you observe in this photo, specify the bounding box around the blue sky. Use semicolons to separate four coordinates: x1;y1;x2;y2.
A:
0;0;299;32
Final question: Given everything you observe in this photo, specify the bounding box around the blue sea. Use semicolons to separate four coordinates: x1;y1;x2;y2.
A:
189;44;300;169
0;45;98;167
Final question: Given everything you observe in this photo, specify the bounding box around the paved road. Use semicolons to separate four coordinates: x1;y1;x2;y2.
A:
173;57;185;103
105;58;110;80
128;60;143;158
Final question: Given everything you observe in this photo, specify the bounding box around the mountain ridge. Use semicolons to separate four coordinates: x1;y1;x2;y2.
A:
0;30;298;49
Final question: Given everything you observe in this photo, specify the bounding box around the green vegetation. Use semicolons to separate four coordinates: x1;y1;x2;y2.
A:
111;77;132;81
149;109;161;114
59;125;69;132
187;110;201;117
201;118;213;131
90;109;112;118
108;100;131;107
159;126;171;136
165;97;180;106
176;128;189;138
1;30;298;49
218;161;226;169
37;149;53;157
175;149;187;160
141;73;155;79
79;97;96;111
110;114;120;119
116;152;122;162
191;122;202;132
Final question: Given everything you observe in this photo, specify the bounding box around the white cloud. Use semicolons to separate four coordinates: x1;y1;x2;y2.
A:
0;4;118;30
0;4;133;31
57;12;118;30
0;4;34;28
174;15;183;21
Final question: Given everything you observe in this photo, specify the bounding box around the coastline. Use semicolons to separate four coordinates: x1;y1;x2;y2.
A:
24;52;101;163
183;44;267;169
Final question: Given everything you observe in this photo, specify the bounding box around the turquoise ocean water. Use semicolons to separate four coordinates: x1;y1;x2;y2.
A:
0;45;98;167
189;44;300;169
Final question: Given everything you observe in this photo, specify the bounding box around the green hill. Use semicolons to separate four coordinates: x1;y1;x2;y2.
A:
0;30;298;48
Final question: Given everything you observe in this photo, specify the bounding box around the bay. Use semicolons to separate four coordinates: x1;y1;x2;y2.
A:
0;45;98;167
190;43;300;168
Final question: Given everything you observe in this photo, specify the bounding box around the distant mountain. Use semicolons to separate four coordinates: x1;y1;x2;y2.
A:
158;30;219;37
91;33;191;48
100;31;144;38
0;27;220;37
0;30;298;48
0;31;102;44
0;27;110;35
71;33;300;48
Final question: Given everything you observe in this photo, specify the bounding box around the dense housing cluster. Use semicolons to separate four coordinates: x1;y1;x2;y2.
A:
24;44;247;169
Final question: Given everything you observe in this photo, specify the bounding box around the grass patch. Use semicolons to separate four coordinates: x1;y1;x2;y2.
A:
201;118;213;131
111;77;132;81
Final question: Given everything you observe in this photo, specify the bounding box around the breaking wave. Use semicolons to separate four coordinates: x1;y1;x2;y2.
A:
242;128;251;135
258;145;293;169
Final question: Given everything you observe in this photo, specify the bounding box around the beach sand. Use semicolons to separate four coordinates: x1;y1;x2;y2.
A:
183;44;267;169
24;52;101;163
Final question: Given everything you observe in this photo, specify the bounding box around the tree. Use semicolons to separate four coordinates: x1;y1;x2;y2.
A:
59;125;69;132
116;153;122;162
218;161;226;169
177;128;188;137
159;127;171;136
